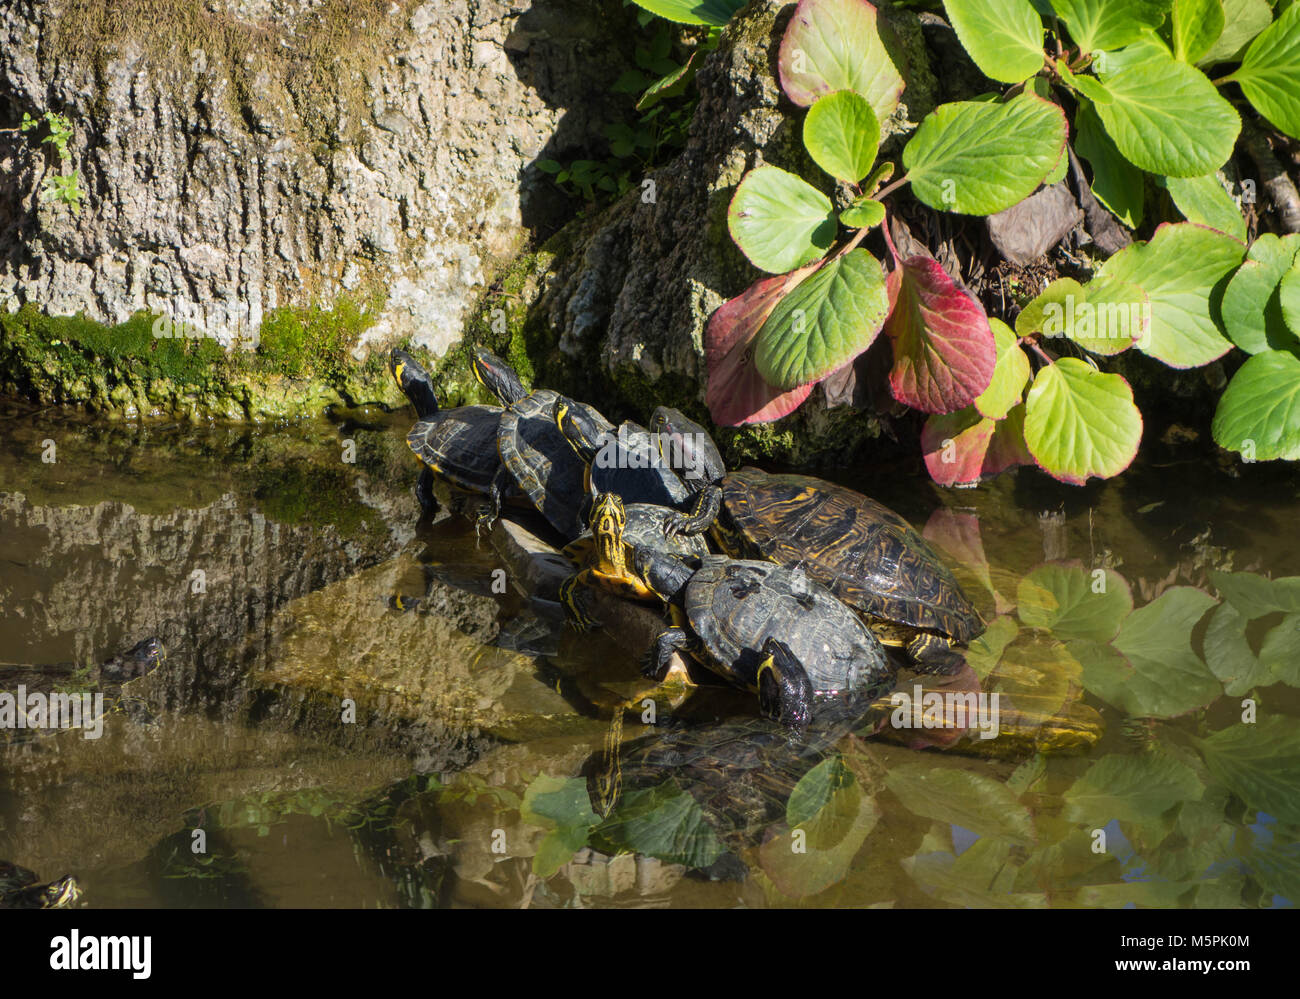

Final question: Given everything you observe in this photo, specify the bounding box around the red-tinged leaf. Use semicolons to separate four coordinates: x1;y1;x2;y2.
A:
885;257;997;414
920;407;995;486
922;507;1009;614
982;403;1034;476
706;265;820;426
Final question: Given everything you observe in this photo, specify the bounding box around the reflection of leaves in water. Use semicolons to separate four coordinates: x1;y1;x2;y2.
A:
521;775;600;878
1062;752;1203;823
1260;612;1300;687
905;838;1047;908
886;764;1034;845
591;780;725;871
965;615;1018;679
1203;602;1276;695
1195;717;1300;825
1210;570;1300;617
759;756;878;899
1017;563;1132;642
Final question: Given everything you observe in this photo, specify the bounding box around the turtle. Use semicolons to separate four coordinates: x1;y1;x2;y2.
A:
552;400;694;510
389;347;522;524
634;550;895;730
0;860;81;909
648;406;984;673
557;491;711;631
470;348;610;541
0;636;166;746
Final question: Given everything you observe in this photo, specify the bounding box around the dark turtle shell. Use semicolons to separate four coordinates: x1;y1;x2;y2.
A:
498;389;602;540
562;503;710;565
684;557;891;698
589;422;693;508
406;404;504;494
722;470;983;644
0;862;80;908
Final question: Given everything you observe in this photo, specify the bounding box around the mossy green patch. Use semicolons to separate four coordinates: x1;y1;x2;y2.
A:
254;294;378;383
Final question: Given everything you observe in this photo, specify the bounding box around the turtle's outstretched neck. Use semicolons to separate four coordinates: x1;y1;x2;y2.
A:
389;348;440;418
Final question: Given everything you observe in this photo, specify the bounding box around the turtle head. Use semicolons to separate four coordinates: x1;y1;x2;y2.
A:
554;398;608;465
471;347;527;406
101;637;166;685
389;348;440;419
649;407;725;491
757;637;813;732
40;875;82;909
631;547;693;603
589;492;627;564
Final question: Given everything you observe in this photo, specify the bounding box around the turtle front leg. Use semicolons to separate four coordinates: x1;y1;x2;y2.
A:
475;466;511;537
640;627;692;681
907;632;967;676
662;484;722;538
559;572;600;632
415;467;439;516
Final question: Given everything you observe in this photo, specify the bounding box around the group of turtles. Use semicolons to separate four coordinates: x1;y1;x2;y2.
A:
389;347;985;732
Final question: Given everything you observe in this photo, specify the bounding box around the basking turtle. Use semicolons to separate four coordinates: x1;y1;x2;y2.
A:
553;401;693;510
0;860;81;909
650;407;984;673
471;348;610;541
0;637;165;746
389;347;523;524
635;550;894;730
558;492;710;631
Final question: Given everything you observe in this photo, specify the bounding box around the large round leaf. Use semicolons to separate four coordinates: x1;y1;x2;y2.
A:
975;318;1032;419
1017;563;1133;643
1281;262;1300;337
1196;717;1300;825
921;407;997;486
778;0;905;129
1198;0;1273;66
1220;233;1300;354
1171;0;1225;64
1091;38;1240;178
628;0;746;26
884;256;996;413
943;0;1046;84
1074;100;1144;229
803;90;880;183
705;264;822;426
903;94;1067;216
1211;350;1300;461
1227;4;1300;140
1096;222;1244;368
886;764;1034;844
1049;0;1173;54
1023;357;1142;484
1063;753;1203;824
754;248;890;389
727;165;837;274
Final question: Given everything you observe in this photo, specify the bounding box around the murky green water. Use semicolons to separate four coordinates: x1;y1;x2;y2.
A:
2;400;1298;908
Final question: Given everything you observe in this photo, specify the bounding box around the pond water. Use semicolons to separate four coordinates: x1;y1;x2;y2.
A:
2;399;1298;908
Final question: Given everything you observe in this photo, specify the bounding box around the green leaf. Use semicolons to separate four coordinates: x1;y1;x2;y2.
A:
1210;569;1300;616
903;94;1067;215
1159;173;1247;241
1203;602;1276;695
636;52;698;111
1211;350;1300;461
1281;262;1300;336
1196;716;1300;824
886;764;1035;844
1171;0;1225;63
1107;587;1221;716
943;0;1047;83
779;0;905;129
1227;4;1300;139
1097;222;1244;368
1023;358;1142;484
1074;100;1144;228
1259;612;1300;687
839;196;886;229
802;90;880;184
755;248;890;389
1091;38;1240;177
787;756;855;827
966;616;1020;679
1017;563;1133;642
920;407;997;486
1198;0;1274;65
1064;752;1203;823
1016;275;1146;355
1220;234;1300;354
627;0;746;26
521;775;599;877
1050;0;1173;53
727;165;837;274
594;779;724;868
885;255;997;413
975;318;1032;419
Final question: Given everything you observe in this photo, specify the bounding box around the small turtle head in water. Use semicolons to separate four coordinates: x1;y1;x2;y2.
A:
100;637;166;685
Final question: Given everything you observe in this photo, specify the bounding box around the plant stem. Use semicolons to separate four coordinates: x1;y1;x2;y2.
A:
874;174;909;201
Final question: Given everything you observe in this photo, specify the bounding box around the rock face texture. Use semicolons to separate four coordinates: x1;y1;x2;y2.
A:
0;0;635;355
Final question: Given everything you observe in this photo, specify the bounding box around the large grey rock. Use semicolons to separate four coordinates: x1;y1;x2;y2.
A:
0;0;636;354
